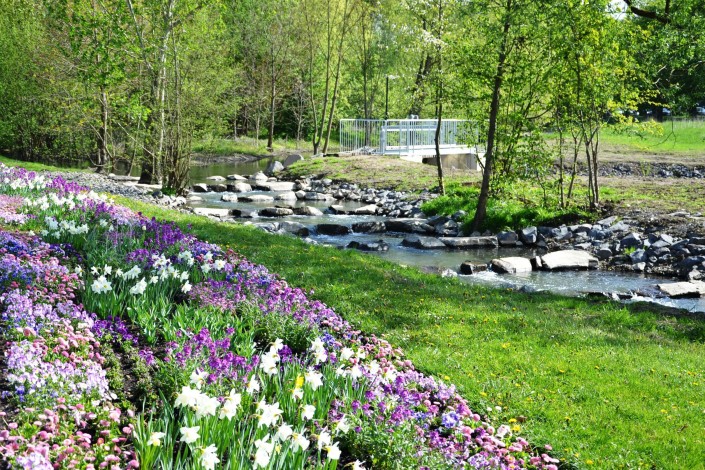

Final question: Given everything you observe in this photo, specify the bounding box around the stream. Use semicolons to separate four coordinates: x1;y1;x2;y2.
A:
187;156;705;313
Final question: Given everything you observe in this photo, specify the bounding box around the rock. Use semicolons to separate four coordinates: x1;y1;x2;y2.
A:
265;161;285;175
609;221;630;233
206;175;226;181
228;182;252;193
193;207;230;218
316;224;352;235
279;221;309;236
451;210;467;221
540;250;599;270
459;261;487;275
660;233;674;245
261;181;296;191
255;222;280;232
573;242;592;251
192;183;209;193
497;231;519;246
328;205;351;215
656;281;705;298
230;208;258;218
439;236;499;249
347;240;389;252
187;195;203;202
596;245;613;260
597;215;618;227
260;207;294;217
620;232;642;250
226;174;247;181
293;206;324;216
240;194;274;203
321;178;333;186
386;218;434;234
221;194;238;202
434;219;459;237
209;184;227;192
352;221;386;233
274;191;298;201
305;192;334;201
401;235;447;250
354;204;379;215
629;249;647;264
283;154;304;167
491;257;533;274
249;171;268;182
295;190;307;199
520;226;538;244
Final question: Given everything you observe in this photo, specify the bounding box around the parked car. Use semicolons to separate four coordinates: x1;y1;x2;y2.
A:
695;104;705;116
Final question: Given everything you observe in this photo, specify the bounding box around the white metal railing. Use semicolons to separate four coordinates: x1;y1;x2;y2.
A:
339;119;479;156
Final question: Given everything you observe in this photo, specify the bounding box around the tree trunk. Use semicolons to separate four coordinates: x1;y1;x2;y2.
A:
96;89;109;173
471;0;512;232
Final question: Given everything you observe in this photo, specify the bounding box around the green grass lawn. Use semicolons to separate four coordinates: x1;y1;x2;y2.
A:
192;135;312;157
599;119;705;155
0;155;89;173
114;197;705;469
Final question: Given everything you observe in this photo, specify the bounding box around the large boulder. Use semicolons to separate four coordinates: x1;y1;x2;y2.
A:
305;192;334;201
208;184;228;192
249;171;269;184
274;191;298;201
193;207;230;218
316;224;352;236
192;183;209;193
434;219;460;237
221;194;238;202
620;232;642;250
261;181;296;191
459;261;487;275
352;221;386;233
259;207;294;217
293;206;324;216
283;154;304;168
240;194;274;203
226;174;247;181
227;182;252;193
497;231;519;246
656;281;705;298
439;236;498;249
520;226;538;244
401;235;447;250
265;161;285;175
354;204;379;215
206;175;226;181
386;218;434;234
540;250;599;270
230;208;258;218
491;257;533;274
279;221;309;237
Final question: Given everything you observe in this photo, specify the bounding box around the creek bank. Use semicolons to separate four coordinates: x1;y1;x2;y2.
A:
43;169;705;303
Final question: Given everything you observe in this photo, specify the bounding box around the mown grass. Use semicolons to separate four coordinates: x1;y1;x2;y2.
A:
192;135;310;157
114;196;705;469
0;155;89;173
599;119;705;155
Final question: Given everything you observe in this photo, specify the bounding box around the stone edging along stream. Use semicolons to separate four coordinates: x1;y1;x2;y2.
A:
49;169;705;302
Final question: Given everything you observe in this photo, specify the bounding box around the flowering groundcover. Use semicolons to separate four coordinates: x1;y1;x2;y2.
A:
0;165;559;469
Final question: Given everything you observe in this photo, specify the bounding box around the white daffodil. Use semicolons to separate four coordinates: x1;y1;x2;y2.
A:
340;347;354;361
274;423;293;442
302;404;315;421
352;460;367;470
291;388;303;401
174;386;201;408
194;395;220;420
190;369;208;389
305;369;323;391
335;415;350;435
219;390;242;420
91;275;112;294
325;442;341;460
258;401;282;428
179;426;200;444
199;444;219;470
254;435;274;468
317;430;331;450
181;281;192;293
247;376;260;394
291;431;310;452
214;259;226;271
147;432;165;447
129;278;148;295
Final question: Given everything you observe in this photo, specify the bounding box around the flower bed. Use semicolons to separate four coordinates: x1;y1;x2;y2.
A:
0;164;558;469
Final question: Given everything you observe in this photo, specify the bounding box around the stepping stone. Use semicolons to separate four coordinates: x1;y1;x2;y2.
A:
192;183;209;193
206;175;226;181
656;281;705;298
316;224;352;235
275;191;298;201
401;235;446;250
540;250;598;270
261;181;295;191
260;207;294;217
293;206;324;216
347;240;389;252
352;221;386;233
240;194;274;203
221;194;238;202
459;261;487;275
354;204;379;215
279;221;309;236
439;236;498;249
491;257;533;274
193;207;230;218
386;218;434;234
227;182;252;193
230;208;258;218
226;174;247;181
208;184;227;192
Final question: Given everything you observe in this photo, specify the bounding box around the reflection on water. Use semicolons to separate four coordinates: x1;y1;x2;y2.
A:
190;156;284;184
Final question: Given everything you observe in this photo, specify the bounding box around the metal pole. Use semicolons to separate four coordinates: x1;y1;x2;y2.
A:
385;76;389;120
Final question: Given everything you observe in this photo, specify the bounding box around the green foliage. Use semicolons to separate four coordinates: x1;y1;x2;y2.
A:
421;183;590;232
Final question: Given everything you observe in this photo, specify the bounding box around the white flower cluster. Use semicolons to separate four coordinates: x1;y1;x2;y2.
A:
4;173;47;191
40;216;88;237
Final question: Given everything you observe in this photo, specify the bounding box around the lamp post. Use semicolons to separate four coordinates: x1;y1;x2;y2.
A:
384;75;397;121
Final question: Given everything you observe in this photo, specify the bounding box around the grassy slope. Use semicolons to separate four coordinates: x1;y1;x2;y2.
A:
599;120;705;156
117;197;705;470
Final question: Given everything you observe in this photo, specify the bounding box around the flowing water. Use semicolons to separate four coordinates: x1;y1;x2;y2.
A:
187;157;705;313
